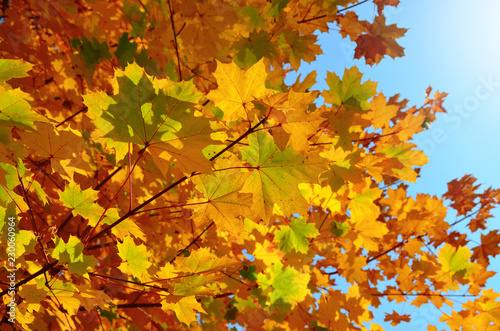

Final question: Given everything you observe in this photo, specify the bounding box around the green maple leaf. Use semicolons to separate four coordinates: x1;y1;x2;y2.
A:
279;31;322;68
59;182;105;227
321;66;377;110
330;221;349;237
16;230;38;256
71;36;111;70
256;261;310;308
117;236;152;279
85;62;213;174
0;59;33;81
52;236;97;276
239;262;257;282
240;130;325;220
0;87;45;130
100;308;120;322
267;0;290;18
275;217;319;254
235;31;279;68
115;32;138;68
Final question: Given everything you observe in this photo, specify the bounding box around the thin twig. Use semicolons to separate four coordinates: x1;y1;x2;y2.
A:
94;166;123;190
171;222;214;263
0;261;58;297
167;0;182;81
55;106;88;128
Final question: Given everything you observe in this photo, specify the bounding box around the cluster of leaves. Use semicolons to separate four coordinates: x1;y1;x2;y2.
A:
0;0;499;330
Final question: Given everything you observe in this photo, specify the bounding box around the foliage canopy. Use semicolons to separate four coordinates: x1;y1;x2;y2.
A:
1;0;500;330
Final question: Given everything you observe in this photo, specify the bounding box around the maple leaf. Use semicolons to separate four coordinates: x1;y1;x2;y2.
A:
162;295;206;326
0;84;45;131
378;143;428;182
18;284;48;313
253;239;285;268
117;236;152;280
257;261;310;308
363;93;400;129
71;35;111;71
38;278;81;316
322;66;377;110
188;162;253;235
51;236;97;276
59;182;105;227
160;247;241;296
85;62;213;174
174;247;240;274
263;91;322;151
316;291;351;329
73;283;111;312
239;262;258;282
373;0;401;15
338;250;368;284
15;230;38;256
299;183;342;213
384;310;411;326
338;11;366;41
18;122;88;177
240;130;325;220
354;15;408;66
348;179;382;223
100;207;146;242
437;243;482;288
330;221;349;237
0;59;33;81
274;217;319;254
444;175;480;216
471;230;500;266
279;32;323;68
291;71;317;93
206;59;277;122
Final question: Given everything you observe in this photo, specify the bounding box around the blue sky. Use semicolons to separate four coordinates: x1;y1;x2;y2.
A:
284;0;500;329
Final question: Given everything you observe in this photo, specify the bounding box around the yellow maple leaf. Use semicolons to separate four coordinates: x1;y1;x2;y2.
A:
363;93;399;129
206;59;276;122
162;295;206;326
253;240;284;268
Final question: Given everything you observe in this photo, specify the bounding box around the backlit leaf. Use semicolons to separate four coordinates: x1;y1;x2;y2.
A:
275;217;319;254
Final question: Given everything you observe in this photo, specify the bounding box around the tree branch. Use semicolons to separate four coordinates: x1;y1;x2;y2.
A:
170;222;214;263
88;272;167;292
0;261;58;297
94;166;123;190
167;0;182;81
371;292;479;297
86;117;268;245
117;302;162;309
297;0;372;24
449;209;480;227
56;106;88;128
327;234;425;275
338;0;371;14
